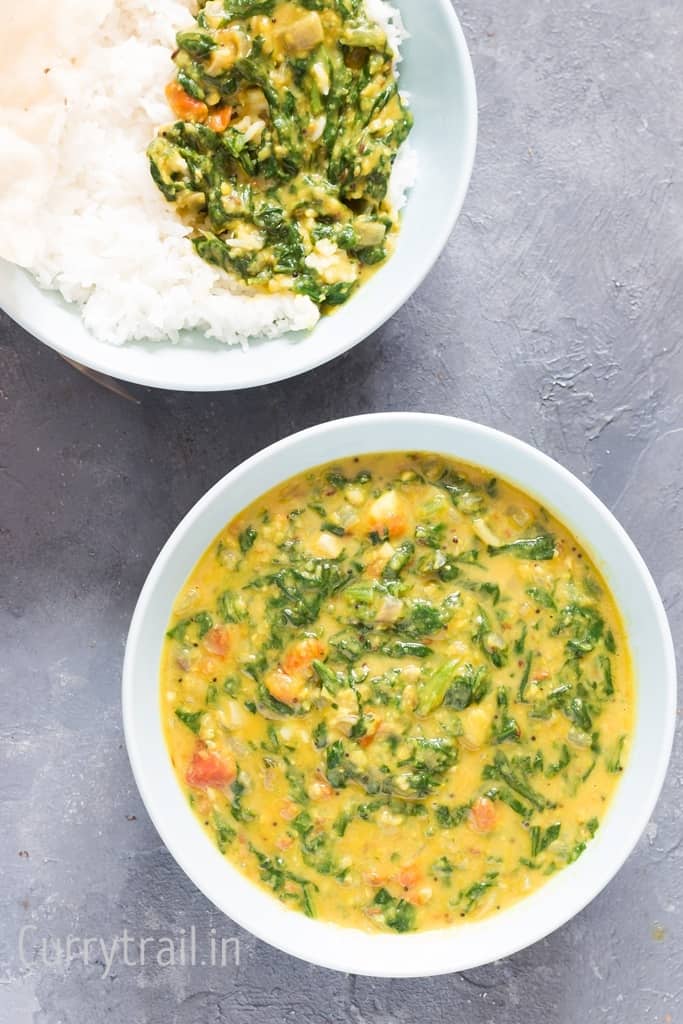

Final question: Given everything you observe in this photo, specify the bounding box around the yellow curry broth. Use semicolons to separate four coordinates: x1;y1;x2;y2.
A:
161;453;633;931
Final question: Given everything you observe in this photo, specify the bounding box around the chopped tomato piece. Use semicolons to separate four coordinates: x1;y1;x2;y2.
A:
363;870;387;888
397;863;421;889
406;886;433;906
308;778;333;800
198;656;220;677
203;626;231;657
281;637;327;676
364;541;395;578
279;800;298;821
186;743;236;789
469;796;497;833
165;81;208;123
385;515;408;538
264;668;304;705
367;490;409;539
206;105;233;132
358;717;380;748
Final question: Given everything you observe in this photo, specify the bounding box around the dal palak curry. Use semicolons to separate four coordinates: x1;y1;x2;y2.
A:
161;453;633;932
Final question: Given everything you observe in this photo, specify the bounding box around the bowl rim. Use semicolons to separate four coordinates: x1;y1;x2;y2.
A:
0;0;477;392
122;412;677;976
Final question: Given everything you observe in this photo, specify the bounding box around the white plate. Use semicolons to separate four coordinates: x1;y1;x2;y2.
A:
122;413;676;977
0;1;477;391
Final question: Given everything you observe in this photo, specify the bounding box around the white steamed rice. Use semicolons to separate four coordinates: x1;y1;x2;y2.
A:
1;0;416;346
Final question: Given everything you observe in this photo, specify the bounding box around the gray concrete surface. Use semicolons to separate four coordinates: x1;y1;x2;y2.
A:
1;0;682;1020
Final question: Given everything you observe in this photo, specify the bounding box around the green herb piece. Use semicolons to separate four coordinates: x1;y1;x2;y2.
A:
250;844;318;918
312;659;345;695
431;856;454;883
167;610;213;643
514;623;528;655
381;640;433;659
312;721;328;749
526;586;556;610
485;786;531;818
322;522;346;536
239;526;258;553
263;558;356;630
599;654;614;696
325;740;349;789
261;724;281;754
230;776;255;823
488;535;556;560
223;675;240;697
223;0;276;16
175;708;203;734
398;737;459;798
217;590;248;623
372;889;417;932
333;808;354;837
462;579;501;605
517;651;534;702
606;735;626;773
491;687;521;744
176;29;215;57
285;764;309;805
473;604;508;668
529;822;561;858
483;751;548;811
213;812;236;853
329;630;367;663
443;664;490;711
545;744;571;777
326;468;372;490
415;522;447;549
564;696;592;732
566;841;587;864
460;872;498;914
435;804;470;828
553;603;604;657
382;541;415;581
417;659;460;716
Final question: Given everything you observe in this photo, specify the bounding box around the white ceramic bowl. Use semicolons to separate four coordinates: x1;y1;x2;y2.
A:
122;413;676;976
0;1;476;392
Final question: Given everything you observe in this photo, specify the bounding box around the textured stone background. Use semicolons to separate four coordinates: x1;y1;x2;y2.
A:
1;0;682;1019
